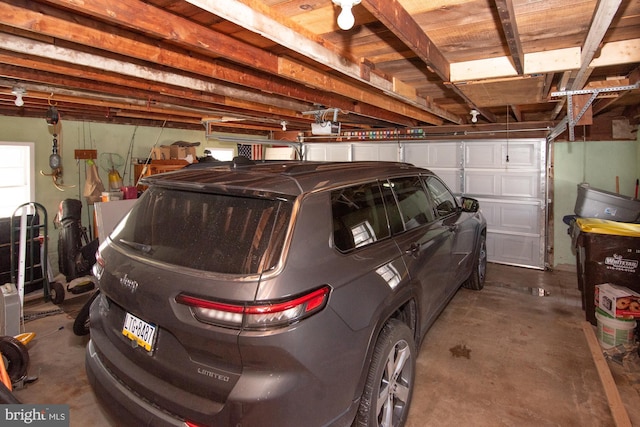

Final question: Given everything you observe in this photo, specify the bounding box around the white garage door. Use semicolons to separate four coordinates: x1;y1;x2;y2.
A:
304;139;546;269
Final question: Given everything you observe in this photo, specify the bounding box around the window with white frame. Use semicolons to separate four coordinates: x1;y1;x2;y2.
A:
0;143;35;218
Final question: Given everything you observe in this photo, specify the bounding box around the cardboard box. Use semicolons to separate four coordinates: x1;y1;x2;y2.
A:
151;146;171;160
595;283;640;319
169;145;196;159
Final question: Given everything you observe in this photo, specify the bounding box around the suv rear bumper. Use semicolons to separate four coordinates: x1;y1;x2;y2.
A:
86;339;186;427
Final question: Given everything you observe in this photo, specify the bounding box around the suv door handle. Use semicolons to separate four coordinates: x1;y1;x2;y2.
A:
405;242;420;257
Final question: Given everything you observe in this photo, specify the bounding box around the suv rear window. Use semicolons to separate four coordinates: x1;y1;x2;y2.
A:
110;187;291;275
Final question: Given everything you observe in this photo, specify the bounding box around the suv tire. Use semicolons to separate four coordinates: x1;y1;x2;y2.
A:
355;319;415;427
463;232;486;291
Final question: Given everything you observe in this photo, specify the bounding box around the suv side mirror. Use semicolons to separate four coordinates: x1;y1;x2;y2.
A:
460;197;479;213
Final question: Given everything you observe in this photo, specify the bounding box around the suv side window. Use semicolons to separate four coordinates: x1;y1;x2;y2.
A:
389;176;436;231
331;182;390;252
423;176;458;217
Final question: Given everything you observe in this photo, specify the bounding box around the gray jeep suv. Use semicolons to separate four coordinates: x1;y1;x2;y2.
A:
86;160;486;427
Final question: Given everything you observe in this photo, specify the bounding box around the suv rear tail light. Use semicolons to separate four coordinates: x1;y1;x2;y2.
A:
175;286;331;330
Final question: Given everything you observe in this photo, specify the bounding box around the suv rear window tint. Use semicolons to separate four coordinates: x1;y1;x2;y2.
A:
331;182;390;252
110;187;290;275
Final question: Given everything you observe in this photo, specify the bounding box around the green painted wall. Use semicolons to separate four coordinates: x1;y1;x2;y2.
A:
1;116;239;275
553;134;639;267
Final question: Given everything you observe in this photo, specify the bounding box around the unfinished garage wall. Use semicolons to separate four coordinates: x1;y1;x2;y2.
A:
0;116;210;276
553;137;640;267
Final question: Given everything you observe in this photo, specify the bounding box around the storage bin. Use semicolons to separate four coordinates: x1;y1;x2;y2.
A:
573;218;640;325
574;183;640;223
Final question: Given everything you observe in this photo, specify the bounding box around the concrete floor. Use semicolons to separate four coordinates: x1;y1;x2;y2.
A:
8;263;640;427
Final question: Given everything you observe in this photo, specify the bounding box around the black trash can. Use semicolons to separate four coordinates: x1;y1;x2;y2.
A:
573;218;640;325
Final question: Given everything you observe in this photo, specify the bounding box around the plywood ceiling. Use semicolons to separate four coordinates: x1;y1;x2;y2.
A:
0;0;637;139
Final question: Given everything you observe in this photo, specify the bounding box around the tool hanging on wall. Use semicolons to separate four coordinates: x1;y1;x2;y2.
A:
40;101;74;191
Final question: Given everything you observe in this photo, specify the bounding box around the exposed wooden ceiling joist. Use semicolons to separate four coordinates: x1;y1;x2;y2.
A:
0;0;636;137
494;0;524;75
183;0;457;124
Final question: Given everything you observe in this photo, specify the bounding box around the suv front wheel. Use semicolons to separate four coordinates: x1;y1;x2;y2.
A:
463;232;486;291
355;319;416;427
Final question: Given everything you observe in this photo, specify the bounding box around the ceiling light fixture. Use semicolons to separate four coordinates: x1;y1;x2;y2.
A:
11;87;25;107
280;120;288;131
470;109;479;123
332;0;361;30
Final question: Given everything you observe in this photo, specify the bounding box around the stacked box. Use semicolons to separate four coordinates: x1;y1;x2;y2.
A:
151;146;171;160
169;145;196;159
595;283;640;319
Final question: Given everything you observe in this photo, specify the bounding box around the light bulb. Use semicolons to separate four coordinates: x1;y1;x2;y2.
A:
12;88;25;107
337;5;355;30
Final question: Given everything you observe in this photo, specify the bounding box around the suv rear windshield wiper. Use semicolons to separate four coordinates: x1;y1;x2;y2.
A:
119;239;153;254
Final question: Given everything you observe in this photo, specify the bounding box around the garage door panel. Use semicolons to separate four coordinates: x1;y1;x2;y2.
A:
465;172;498;195
479;199;542;234
501;173;538;198
305;144;351;161
466;141;540;169
466;143;501;168
404;143;462;168
503;143;539;168
486;233;543;268
466;171;539;198
353;144;399;161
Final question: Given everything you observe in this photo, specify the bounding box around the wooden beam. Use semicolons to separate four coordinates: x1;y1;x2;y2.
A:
510;105;522;122
525;48;582;75
0;3;400;127
451;48;581;82
448;38;636;84
0;8;313;110
278;57;444;125
581;322;632;427
182;0;459;124
38;0;279;72
571;0;622;90
32;0;456;125
590;39;640;67
541;73;555;99
360;0;450;82
494;0;524;75
558;71;573;92
451;57;517;82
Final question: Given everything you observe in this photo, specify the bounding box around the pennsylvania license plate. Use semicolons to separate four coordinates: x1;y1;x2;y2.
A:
122;312;157;352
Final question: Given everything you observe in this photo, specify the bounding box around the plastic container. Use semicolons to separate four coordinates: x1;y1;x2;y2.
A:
595;310;636;348
573;218;640;325
574;183;640;223
101;191;123;202
121;186;138;200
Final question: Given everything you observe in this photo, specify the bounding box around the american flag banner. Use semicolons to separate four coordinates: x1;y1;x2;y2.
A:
237;144;264;160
